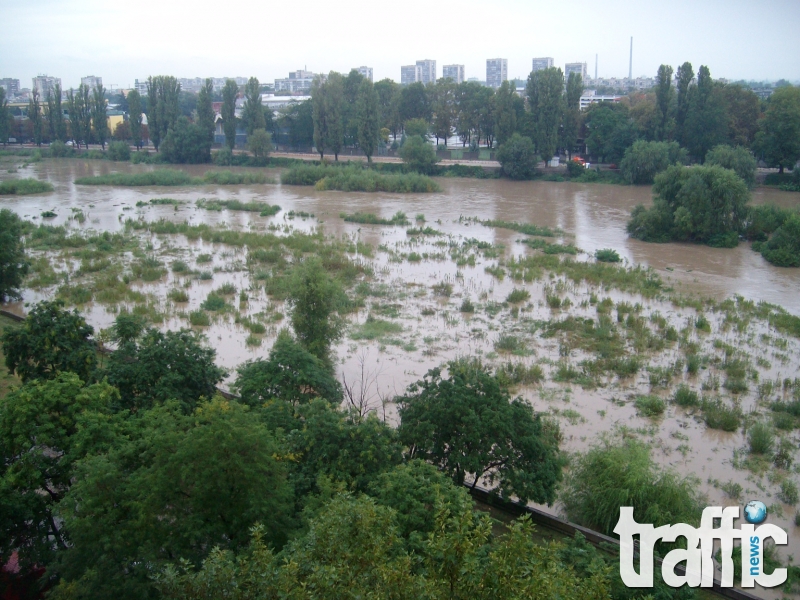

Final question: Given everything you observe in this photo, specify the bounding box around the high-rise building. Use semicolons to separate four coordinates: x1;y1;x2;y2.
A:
564;62;588;81
0;78;20;97
81;75;102;90
416;60;436;85
274;70;318;94
486;58;508;89
354;66;373;82
401;64;421;85
442;64;465;84
531;57;554;73
32;75;61;98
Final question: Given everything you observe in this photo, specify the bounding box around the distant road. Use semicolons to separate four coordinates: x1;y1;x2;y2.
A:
269;150;501;169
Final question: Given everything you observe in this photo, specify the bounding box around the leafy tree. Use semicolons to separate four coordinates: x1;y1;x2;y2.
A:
620;139;686;184
654;64;675;141
399;82;430;125
374;78;401;140
561;72;584;158
106;140;130;161
233;329;342;408
147;75;181;151
757;84;800;173
675;61;694;144
104;325;225;413
627;164;750;247
196;78;215;145
2;300;96;383
403;117;428;138
342;69;365;147
431;78;456;147
719;84;760;148
247;128;271;162
561;438;703;540
0;87;11;146
160;116;211;164
221;79;239;151
583;102;638;163
705;144;757;188
242;76;265;135
28;89;44;146
398;134;439;175
356;79;380;162
628;91;660;141
279;98;314;149
311;72;345;160
398;359;562;504
0;373;117;573
311;75;328;159
127;89;143;150
287;399;402;498
79;83;93;147
683;65;729;160
493;80;519;147
287;258;344;366
496;133;538;180
455;81;488;148
526;67;564;162
45;83;66;142
91;83;109;149
112;120;130;142
756;213;800;268
0;208;28;302
54;398;294;599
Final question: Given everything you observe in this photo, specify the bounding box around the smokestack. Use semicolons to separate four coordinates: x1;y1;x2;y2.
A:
629;37;633;80
595;54;598;80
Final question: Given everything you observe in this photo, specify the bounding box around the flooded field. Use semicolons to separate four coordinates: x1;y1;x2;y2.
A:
2;157;800;596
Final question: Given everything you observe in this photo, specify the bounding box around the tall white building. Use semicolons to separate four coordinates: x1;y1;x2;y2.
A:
442;64;465;84
531;57;554;73
32;75;61;98
486;58;508;89
274;70;318;94
81;75;102;90
416;60;436;85
565;62;588;81
354;66;373;82
401;64;421;85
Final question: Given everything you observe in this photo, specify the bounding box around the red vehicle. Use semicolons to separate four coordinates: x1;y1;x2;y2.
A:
571;156;586;166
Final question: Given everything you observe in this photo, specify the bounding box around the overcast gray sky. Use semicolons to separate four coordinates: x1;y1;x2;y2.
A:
2;0;799;91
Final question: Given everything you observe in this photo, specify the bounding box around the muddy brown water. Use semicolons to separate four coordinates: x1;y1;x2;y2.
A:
2;159;800;597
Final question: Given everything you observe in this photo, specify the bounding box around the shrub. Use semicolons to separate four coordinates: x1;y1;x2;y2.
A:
701;398;742;431
705;144;757;189
748;422;775;455
673;384;699;407
167;289;189;303
566;160;585;178
107;141;131;162
188;310;210;326
459;298;475;313
496;133;538;180
620;140;687;185
780;479;799;505
594;248;621;263
635;395;666;417
431;282;453;297
201;293;227;312
398;135;439;175
756;213;800;268
506;288;530;303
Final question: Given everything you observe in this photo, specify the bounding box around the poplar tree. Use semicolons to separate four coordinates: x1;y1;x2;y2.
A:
92;83;109;149
242;77;265;135
311;75;328;160
80;84;92;147
196;78;215;144
0;88;11;147
654;64;674;141
356;79;380;163
28;90;44;146
561;73;583;159
526;67;564;163
221;79;239;150
127;90;143;150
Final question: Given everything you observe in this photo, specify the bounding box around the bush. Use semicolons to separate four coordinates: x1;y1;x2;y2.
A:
561;439;704;539
200;293;227;312
107;141;131;162
748;421;775;455
496;133;538;180
757;213;800;267
620;140;687;185
0;178;54;195
49;140;71;158
705;144;757;189
459;298;475;313
213;147;234;166
566;160;585;178
780;479;799;505
403;118;429;138
635;395;666;417
627;165;750;247
160;116;211;164
398;135;439;175
743;204;794;242
506;288;530;303
673;384;699;407
701;398;741;431
594;248;621;263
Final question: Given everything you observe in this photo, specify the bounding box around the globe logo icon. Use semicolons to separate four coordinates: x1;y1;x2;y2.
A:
744;500;767;524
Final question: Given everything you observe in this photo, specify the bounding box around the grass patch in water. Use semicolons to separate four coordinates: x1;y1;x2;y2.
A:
188;310;210;326
75;169;273;186
635;395;666;418
341;211;410;226
282;164;439;192
196;198;280;215
481;219;561;237
701;397;742;431
521;237;578;254
350;315;403;340
0;178;54;195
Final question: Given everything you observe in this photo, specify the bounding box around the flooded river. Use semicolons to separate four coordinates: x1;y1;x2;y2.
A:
2;158;800;597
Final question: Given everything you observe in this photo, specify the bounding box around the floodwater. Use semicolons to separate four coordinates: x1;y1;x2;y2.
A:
2;158;800;597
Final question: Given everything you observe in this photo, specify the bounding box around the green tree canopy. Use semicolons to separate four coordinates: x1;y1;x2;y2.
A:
104;324;225;413
356;79;380;162
561;72;584;158
526;67;564;162
247;128;271;162
28;89;44;146
620;139;687;184
195;78;215;145
493;80;519;147
627;164;751;247
583;102;638;163
91;83;109;149
0;373;118;573
233;329;342;408
683;66;729;160
399;82;430;124
221;79;239;151
126;89;143;150
705;144;757;188
654;64;675;141
398;359;562;504
160;115;211;164
431;78;456;147
398;134;439;175
374;78;401;139
0;87;12;146
2;300;96;383
757;84;800;172
242;76;265;135
0;208;29;302
147;75;181;152
54;398;294;599
496;133;538;180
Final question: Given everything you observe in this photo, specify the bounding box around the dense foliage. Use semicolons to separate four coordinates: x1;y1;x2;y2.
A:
627;164;750;247
0;209;29;302
496;133;538;180
620;140;687;184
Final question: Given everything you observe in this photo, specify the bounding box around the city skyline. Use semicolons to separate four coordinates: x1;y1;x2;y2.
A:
1;0;799;90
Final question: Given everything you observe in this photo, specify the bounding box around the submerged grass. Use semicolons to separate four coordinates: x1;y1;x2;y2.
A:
196;198;281;215
75;169;273;186
482;219;561;237
341;211;410;226
0;178;54;195
282;165;439;193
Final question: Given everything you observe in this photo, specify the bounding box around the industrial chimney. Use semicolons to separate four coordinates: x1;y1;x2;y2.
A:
629;37;633;80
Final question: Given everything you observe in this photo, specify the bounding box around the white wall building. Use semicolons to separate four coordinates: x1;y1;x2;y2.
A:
442;64;465;84
32;75;61;98
81;75;102;90
354;66;373;82
531;57;554;73
486;58;508;88
565;62;588;81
